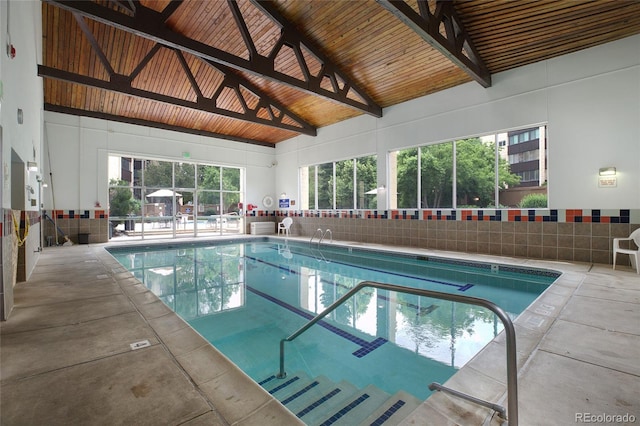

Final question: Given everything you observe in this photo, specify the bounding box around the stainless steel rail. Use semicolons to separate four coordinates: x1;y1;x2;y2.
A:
310;228;332;244
276;280;518;425
319;228;332;244
309;228;323;244
428;382;507;419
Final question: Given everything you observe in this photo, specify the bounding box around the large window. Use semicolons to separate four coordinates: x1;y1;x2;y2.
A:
109;156;244;239
301;154;377;210
390;126;547;209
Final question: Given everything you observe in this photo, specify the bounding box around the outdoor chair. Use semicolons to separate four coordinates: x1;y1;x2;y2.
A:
278;217;293;236
613;228;640;274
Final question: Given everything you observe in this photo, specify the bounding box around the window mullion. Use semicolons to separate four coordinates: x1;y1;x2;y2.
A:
452;141;457;209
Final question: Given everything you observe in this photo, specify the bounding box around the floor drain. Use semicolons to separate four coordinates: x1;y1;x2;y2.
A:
130;340;151;350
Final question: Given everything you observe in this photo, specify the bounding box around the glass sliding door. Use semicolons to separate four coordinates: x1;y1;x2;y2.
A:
220;167;243;235
108;155;244;240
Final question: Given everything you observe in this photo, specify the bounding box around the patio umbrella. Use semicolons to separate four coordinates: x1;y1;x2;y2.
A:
146;189;182;198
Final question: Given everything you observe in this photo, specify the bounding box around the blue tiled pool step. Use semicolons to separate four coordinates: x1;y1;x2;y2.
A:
260;372;422;425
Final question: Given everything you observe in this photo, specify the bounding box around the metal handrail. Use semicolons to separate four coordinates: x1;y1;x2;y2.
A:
276;280;518;425
319;228;332;244
309;228;323;244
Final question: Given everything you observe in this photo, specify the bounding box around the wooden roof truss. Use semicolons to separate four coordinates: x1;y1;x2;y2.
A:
377;0;491;87
39;1;321;135
41;0;384;137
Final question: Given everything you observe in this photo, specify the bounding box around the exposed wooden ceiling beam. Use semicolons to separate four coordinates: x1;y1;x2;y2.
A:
249;0;383;116
41;9;316;136
43;0;383;117
44;103;276;148
38;64;316;136
376;0;491;88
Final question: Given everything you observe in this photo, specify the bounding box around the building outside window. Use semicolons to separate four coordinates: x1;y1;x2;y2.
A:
389;125;547;209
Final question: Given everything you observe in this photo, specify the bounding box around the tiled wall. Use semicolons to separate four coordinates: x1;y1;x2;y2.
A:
1;209;42;318
2;208;636;288
249;209;640;266
42;210;110;245
1;209;14;319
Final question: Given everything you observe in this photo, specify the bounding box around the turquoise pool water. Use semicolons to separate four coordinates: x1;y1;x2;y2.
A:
108;238;559;401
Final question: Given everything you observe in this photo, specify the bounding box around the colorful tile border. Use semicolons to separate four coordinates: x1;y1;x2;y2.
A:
268;208;638;224
47;209;107;219
4;208;637;227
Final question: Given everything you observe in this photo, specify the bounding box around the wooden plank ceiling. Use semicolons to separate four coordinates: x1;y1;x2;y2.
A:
40;0;640;148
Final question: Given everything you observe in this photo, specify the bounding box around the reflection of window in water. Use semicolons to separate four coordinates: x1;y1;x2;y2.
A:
138;249;245;321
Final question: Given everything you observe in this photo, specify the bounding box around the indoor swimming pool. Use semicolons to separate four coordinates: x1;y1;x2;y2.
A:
107;238;560;421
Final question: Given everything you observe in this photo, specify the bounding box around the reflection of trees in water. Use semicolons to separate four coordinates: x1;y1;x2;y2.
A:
140;247;243;318
318;273;374;326
396;293;496;356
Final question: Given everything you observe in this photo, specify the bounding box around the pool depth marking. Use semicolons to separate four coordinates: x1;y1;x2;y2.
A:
246;285;388;358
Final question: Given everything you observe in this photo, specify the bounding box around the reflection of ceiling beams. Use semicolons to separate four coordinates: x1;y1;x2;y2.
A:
377;0;491;88
43;0;383;118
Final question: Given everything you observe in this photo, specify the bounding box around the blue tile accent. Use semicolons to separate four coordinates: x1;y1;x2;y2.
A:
353;337;387;358
370;400;406;425
458;283;474;292
247;251;475;292
247;286;388;357
281;381;320;405
258;375;276;386
296;388;342;418
268;376;300;394
320;393;370;426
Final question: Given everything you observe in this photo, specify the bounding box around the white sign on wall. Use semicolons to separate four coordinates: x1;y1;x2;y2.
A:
598;177;617;188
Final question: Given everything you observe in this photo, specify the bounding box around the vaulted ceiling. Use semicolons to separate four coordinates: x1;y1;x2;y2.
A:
40;0;640;148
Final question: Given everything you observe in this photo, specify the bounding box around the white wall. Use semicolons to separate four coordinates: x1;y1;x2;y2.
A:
42;113;277;211
276;35;640;210
1;0;43;210
42;35;640;213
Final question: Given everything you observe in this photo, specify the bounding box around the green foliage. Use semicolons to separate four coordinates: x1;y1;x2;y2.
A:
397;148;418;208
109;179;140;219
143;161;173;187
518;193;548;208
309;155;377;210
421;143;453;208
333;155;377;209
356;155;377;209
142;162;241;208
198;165;221;189
317;163;333;209
396;138;521;208
335;159;354;209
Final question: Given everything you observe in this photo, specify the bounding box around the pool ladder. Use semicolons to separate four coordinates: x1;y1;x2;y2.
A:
309;228;332;245
276;281;519;425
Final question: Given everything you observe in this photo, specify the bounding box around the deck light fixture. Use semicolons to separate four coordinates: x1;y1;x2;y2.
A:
599;167;616;176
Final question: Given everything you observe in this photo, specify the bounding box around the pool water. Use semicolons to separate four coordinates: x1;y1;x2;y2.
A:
108;239;558;401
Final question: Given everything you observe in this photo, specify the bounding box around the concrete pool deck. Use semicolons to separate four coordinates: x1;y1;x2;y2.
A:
1;237;638;425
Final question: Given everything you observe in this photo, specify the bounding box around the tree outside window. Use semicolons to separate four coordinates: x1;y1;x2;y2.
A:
391;129;539;209
301;154;377;210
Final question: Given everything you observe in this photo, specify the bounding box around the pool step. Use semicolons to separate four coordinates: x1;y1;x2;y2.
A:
260;372;423;426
